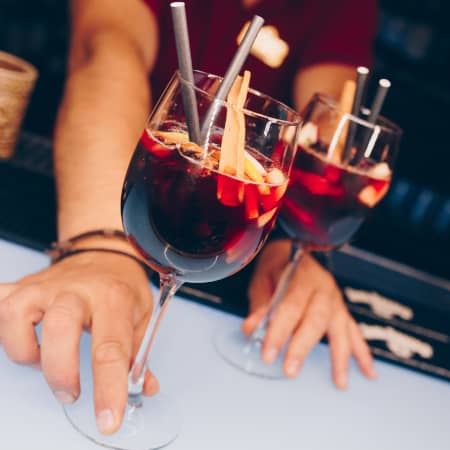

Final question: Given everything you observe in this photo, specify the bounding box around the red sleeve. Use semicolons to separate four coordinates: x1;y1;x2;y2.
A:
298;0;378;70
141;0;163;17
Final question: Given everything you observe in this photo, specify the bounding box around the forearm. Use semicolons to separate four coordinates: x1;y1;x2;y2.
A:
54;36;151;240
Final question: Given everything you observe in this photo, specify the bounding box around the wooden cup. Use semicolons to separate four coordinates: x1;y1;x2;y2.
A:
0;51;38;159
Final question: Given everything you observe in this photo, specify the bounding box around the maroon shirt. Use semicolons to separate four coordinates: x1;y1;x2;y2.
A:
144;0;377;106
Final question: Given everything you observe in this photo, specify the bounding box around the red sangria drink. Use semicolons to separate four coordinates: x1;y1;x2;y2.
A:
111;69;299;447
281;145;391;250
63;37;300;450
122;128;288;283
222;92;401;380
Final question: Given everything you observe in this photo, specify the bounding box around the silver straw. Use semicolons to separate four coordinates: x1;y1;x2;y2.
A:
170;2;201;144
367;78;391;123
352;67;370;116
352;78;391;164
343;66;370;162
200;15;265;142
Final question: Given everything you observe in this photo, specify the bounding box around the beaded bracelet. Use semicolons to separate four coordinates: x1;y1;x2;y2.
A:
46;228;128;261
46;229;153;277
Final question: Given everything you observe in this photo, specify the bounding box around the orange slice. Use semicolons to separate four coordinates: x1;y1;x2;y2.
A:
244;185;260;220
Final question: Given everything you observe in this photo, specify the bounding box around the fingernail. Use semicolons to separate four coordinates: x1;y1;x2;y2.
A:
54;390;75;404
336;373;348;390
368;366;377;379
285;359;300;377
263;346;278;364
96;409;116;435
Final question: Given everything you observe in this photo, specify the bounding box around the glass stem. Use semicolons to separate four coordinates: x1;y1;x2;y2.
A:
127;273;183;407
250;241;305;343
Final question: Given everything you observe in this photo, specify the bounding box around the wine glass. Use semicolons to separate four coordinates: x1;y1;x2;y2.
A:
63;69;301;449
215;92;402;378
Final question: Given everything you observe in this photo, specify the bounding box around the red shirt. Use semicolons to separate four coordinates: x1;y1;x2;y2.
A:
144;0;377;106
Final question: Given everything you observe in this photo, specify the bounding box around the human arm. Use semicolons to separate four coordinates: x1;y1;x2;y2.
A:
245;0;378;387
245;64;376;387
0;0;160;434
293;63;356;112
56;0;158;237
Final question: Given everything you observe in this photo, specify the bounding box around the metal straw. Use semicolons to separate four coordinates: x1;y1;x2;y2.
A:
366;78;391;123
200;15;265;143
342;66;370;162
170;2;201;144
351;78;391;165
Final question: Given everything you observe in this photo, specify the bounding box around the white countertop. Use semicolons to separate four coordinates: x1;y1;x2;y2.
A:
1;238;449;450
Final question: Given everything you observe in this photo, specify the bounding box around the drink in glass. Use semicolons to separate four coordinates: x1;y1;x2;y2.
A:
63;69;300;449
216;92;401;378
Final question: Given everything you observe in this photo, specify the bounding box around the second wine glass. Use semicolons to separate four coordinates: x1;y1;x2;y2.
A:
215;92;402;378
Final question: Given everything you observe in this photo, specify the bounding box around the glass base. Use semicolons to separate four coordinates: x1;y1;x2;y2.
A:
214;325;287;379
63;373;181;450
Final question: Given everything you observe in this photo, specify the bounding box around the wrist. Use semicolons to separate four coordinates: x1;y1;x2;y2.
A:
47;229;154;281
57;210;124;242
48;229;141;262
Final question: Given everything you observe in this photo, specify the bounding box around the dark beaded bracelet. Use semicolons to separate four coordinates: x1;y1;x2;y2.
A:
46;229;153;278
46;228;128;261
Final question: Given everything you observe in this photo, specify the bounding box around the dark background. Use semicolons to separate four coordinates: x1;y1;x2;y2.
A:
0;0;449;278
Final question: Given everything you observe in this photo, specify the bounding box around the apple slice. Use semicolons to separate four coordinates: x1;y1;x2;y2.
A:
141;129;173;157
297;122;318;147
154;130;189;145
369;162;391;180
244;151;266;182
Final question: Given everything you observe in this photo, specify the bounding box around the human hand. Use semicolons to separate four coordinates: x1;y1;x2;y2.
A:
0;251;157;434
243;239;376;388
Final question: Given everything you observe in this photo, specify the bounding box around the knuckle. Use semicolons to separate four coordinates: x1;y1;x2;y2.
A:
94;340;128;365
5;301;24;323
44;303;81;334
304;304;331;332
276;299;303;318
53;293;84;314
285;342;303;361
